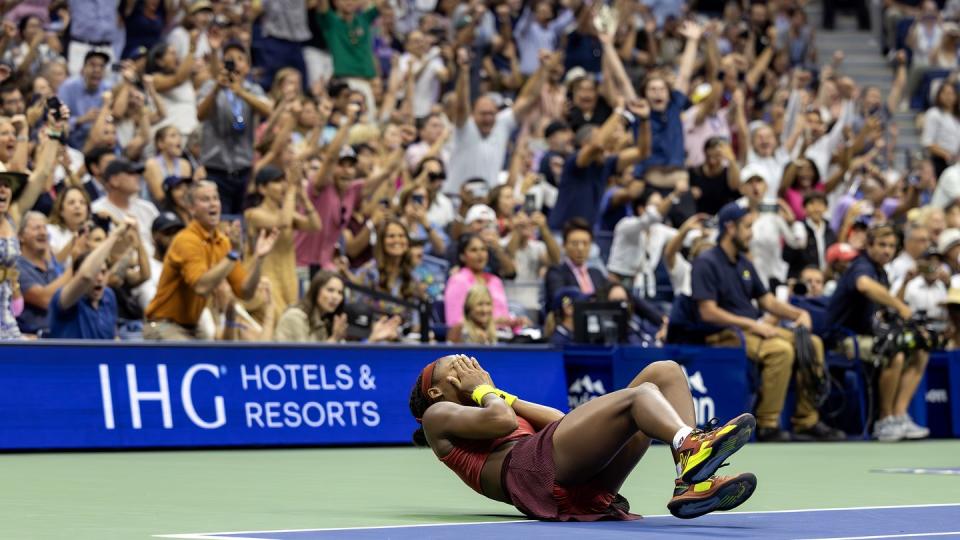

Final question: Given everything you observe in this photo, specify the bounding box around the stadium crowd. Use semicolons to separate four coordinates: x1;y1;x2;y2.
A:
0;0;958;441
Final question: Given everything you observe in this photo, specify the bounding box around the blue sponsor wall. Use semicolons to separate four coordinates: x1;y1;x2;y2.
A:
0;343;566;450
0;342;957;450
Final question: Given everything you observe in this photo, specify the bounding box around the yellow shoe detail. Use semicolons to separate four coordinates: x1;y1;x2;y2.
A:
682;444;713;475
717;425;737;436
693;481;714;493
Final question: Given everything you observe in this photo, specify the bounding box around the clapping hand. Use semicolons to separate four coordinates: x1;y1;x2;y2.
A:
254;227;280;258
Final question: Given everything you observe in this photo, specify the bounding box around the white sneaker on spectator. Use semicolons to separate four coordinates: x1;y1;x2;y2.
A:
897;415;930;440
873;416;906;442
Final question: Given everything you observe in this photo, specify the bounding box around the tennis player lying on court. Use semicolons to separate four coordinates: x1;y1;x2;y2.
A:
409;354;757;521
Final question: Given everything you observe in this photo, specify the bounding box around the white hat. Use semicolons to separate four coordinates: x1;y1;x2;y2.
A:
464;204;497;225
739;163;768;184
938;228;960;254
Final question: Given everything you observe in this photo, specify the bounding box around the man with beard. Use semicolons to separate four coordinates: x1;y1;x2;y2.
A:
684;201;843;442
826;224;925;441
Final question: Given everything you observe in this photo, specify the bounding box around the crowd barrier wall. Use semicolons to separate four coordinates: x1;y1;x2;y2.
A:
0;343;566;450
1;342;957;450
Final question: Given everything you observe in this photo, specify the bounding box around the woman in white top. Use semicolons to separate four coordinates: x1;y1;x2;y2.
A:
146;39;199;139
143;125;193;204
46;186;91;265
922;81;960;177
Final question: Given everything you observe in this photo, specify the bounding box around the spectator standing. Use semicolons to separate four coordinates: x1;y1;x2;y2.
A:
122;0;169;59
784;192;837;278
147;38;200;140
244;165;321;316
446;49;551;192
739;167;807;289
549;100;652;231
66;0;117;76
397;31;449;119
253;0;311;90
196;40;273;215
689;137;741;216
316;0;380;117
58;50;112;150
683;201;842;442
921;81;960;177
91;159;159;253
826;224;927;441
144;181;279;340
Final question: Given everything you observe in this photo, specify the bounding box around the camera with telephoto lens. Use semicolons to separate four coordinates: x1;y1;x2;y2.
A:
871;310;944;365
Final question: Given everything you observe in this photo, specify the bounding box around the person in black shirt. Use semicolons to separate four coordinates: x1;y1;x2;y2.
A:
825;224;924;441
689;137;741;216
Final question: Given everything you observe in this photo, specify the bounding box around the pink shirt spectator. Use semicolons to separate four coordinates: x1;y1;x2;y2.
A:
443;267;509;327
294;180;364;269
682;106;731;168
784;183;825;222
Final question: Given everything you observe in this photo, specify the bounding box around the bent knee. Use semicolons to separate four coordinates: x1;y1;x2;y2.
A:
646;360;684;379
762;339;795;363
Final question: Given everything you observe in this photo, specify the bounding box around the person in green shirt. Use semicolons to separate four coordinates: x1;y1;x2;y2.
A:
317;0;379;118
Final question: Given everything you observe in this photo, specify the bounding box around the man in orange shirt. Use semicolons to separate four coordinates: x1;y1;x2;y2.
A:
144;180;278;340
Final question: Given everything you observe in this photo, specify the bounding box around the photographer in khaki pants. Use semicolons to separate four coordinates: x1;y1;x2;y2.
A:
686;202;845;442
826;224;929;442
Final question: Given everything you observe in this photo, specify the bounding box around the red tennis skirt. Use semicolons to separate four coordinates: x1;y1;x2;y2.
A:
501;419;641;521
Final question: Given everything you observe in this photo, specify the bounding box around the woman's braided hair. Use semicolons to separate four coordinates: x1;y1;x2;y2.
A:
408;372;432;447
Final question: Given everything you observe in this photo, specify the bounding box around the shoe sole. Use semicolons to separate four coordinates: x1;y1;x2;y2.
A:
683;414;756;484
668;473;758;520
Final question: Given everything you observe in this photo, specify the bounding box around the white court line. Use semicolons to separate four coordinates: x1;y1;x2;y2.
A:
154;503;960;539
796;532;960;540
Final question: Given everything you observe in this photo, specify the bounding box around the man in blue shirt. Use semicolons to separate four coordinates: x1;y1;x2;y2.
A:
48;220;135;339
826;224;925;441
687;201;844;442
16;212;68;336
58;50;112;150
66;0;118;76
548;99;651;231
636;20;700;190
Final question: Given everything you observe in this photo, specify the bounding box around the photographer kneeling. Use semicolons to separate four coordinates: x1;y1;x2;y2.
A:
826;224;930;441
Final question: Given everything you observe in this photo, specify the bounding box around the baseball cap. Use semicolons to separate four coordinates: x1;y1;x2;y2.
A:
552;286;589;312
254;165;285;186
739;163;768;184
938;228;960;254
716;200;751;233
125;46;148;61
464;204;497;225
162;175;192;192
564;66;589;87
338;146;358;164
826;243;859;264
151;211;185;234
103;158;145;180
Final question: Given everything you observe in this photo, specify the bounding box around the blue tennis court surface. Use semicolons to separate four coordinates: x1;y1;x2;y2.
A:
158;503;960;540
